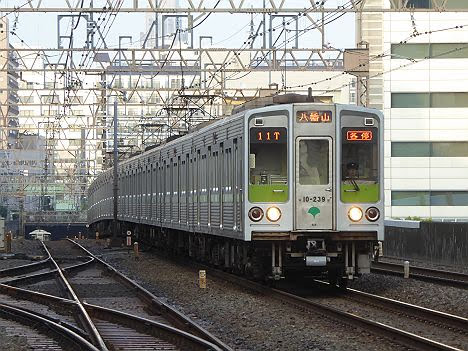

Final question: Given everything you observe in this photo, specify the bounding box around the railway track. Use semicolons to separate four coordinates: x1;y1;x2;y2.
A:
305;281;468;350
0;303;98;351
180;261;467;351
371;261;468;288
0;239;231;351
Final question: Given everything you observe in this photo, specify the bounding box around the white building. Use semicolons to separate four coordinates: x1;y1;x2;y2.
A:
360;0;468;220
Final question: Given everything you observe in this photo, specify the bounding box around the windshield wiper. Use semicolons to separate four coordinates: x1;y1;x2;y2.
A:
345;177;360;192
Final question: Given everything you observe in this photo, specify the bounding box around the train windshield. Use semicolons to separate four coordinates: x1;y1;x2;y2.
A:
341;127;379;203
249;127;288;202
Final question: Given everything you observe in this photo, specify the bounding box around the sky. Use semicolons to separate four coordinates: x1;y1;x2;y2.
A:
4;0;356;50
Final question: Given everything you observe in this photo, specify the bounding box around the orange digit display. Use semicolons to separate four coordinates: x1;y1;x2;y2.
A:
346;130;373;141
250;127;287;143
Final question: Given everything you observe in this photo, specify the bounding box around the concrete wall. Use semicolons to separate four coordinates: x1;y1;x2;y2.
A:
384;222;468;266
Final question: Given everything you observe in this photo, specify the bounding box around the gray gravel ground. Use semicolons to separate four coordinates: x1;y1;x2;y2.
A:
80;240;408;351
2;239;467;350
349;273;468;317
0;239;44;271
379;256;468;274
0;326;31;351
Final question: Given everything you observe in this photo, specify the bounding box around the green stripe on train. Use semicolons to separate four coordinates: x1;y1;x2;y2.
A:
341;183;379;203
249;184;289;203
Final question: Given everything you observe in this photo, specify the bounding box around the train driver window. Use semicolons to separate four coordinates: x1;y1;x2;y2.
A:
249;127;288;202
341;126;379;203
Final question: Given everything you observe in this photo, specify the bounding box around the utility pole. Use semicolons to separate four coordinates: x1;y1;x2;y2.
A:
112;99;119;246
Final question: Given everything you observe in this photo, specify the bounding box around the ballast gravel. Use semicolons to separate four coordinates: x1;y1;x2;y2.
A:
1;239;467;350
379;255;468;274
0;327;30;351
349;273;468;317
79;240;402;351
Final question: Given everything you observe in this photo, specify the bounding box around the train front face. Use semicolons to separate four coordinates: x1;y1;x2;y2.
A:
293;104;384;280
246;103;384;281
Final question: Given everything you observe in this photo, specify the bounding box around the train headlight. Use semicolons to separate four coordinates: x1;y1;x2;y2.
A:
365;207;380;222
266;207;282;222
248;207;264;222
348;206;363;222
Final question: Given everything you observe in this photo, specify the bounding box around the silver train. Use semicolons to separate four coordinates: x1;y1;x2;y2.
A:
88;94;384;285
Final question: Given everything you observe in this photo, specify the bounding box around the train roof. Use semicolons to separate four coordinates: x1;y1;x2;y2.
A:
231;93;316;115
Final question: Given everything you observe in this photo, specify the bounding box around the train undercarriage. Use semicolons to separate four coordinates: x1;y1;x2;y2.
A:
92;220;378;287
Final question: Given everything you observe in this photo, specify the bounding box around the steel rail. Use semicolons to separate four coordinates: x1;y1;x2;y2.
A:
69;239;233;351
196;264;462;351
312;280;468;333
0;258;50;278
0;245;230;350
84;302;224;351
1;302;87;338
0;283;77;311
0;256;95;285
0;281;227;351
0;303;99;351
346;287;468;333
371;261;468;288
41;242;110;351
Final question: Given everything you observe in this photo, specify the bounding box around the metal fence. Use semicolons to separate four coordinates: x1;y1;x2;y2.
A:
384;222;468;266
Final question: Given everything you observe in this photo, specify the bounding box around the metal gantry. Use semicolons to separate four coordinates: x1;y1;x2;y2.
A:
5;0;461;225
1;0;467;13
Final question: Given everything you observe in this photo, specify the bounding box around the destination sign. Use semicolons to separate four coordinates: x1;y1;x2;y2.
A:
296;110;332;123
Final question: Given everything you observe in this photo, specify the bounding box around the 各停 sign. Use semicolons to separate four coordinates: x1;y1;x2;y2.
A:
346;130;373;141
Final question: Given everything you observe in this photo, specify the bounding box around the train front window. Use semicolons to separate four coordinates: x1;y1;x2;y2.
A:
341;127;379;203
249;127;288;202
298;140;329;185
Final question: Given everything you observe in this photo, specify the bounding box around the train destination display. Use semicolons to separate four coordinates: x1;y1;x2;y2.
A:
296;110;332;123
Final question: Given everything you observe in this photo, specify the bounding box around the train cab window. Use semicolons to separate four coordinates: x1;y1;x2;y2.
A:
341;127;379;203
249;127;288;203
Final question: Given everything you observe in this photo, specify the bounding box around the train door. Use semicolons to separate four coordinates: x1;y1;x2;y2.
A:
295;137;333;230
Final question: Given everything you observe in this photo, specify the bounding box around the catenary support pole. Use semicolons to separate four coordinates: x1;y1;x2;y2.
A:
112;99;119;246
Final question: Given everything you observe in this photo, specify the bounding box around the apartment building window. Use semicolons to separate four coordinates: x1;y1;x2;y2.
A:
170;79;182;89
392;191;468;206
391;44;428;59
392;191;430;206
69;139;82;147
19;110;34;116
41;95;60;104
391;93;429;108
391;43;468;59
395;0;468;8
431;43;468;58
391;92;468;108
404;0;431;8
69;96;84;104
431;93;468;108
445;0;468;9
19;96;34;103
392;142;468;157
